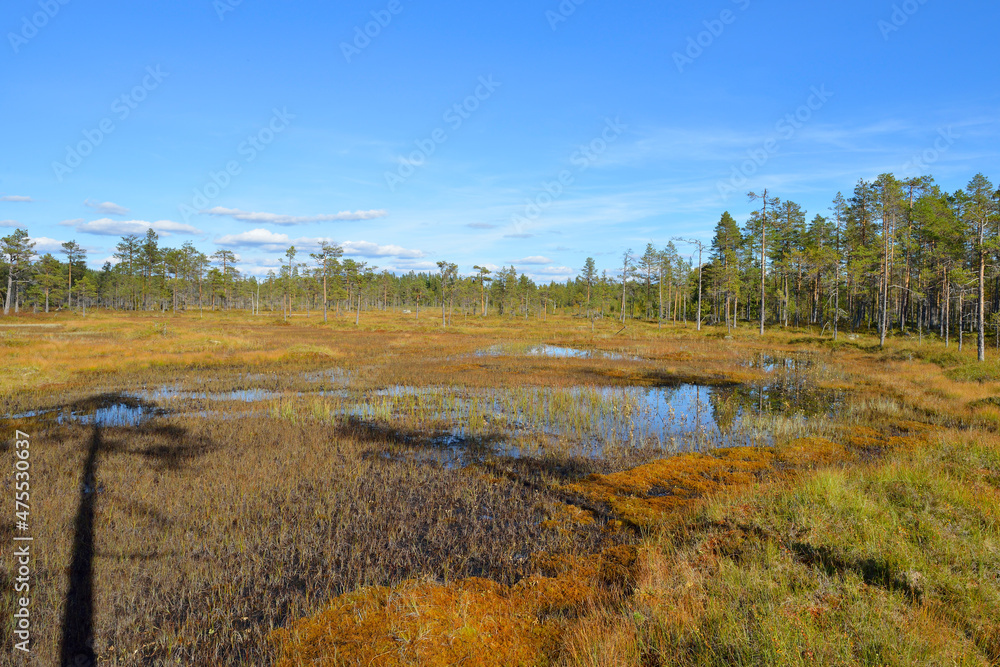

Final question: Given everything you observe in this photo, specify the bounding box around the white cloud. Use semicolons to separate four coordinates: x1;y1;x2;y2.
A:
84;200;130;216
391;260;439;271
0;195;33;203
215;229;291;247
213;228;425;259
30;237;66;253
203;207;388;225
466;222;498;229
531;266;575;276
238;256;283;270
514;256;552;265
0;220;18;227
62;218;203;237
341;241;424;259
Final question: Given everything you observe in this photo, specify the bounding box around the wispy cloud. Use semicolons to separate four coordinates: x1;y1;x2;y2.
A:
84;200;131;216
0;220;19;227
0;195;33;203
62;218;203;237
466;222;498;229
513;255;552;265
204;207;388;225
213;228;424;258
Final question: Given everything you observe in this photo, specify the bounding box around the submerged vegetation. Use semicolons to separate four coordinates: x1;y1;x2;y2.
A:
1;309;999;665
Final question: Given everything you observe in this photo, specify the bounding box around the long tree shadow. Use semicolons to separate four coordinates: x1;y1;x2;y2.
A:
57;394;217;666
59;424;99;666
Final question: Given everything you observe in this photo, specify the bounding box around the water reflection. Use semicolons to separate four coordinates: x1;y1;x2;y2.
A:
8;397;164;428
7;353;840;459
335;378;841;457
475;343;637;361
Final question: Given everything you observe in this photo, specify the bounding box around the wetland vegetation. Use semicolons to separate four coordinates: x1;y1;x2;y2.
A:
1;310;998;665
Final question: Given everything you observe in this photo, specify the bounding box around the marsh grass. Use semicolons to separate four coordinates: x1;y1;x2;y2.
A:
2;310;999;665
564;429;1000;666
2;414;614;665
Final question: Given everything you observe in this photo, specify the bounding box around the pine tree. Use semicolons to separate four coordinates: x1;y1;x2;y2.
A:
1;229;35;315
60;241;86;310
310;241;343;323
963;173;997;361
580;257;597;319
748;190;779;334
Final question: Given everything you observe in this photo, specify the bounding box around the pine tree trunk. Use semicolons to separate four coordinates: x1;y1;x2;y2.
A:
979;233;986;361
3;269;11;315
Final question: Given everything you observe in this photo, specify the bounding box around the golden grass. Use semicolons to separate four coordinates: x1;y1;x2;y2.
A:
269;545;642;667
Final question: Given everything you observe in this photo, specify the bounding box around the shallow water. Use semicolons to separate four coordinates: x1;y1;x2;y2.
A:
474;343;638;361
135;386;284;403
334;376;841;459
8;354;839;459
302;368;351;384
587;382;840;450
9;401;163;428
741;351;818;373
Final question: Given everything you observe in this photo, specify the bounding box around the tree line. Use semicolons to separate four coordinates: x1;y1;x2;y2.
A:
701;173;999;361
2;172;997;356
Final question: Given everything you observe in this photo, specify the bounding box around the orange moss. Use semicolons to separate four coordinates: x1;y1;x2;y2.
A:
778;437;852;468
561;426;937;529
595;368;655;385
887;419;941;437
718;370;762;384
841;420;937;454
540;502;596;533
450;363;485;372
270;577;558;666
843;425;884;450
562;448;778;527
269;546;640;667
597;545;641;592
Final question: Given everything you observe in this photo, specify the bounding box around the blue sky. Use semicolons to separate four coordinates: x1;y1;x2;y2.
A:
2;0;998;280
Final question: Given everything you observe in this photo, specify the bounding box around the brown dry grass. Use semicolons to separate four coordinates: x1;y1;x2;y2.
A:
1;413;617;664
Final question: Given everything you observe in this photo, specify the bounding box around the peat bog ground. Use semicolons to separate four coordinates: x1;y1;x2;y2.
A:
1;311;999;665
